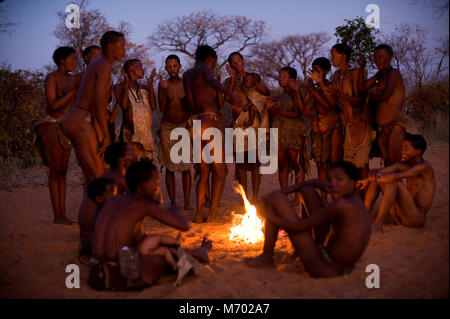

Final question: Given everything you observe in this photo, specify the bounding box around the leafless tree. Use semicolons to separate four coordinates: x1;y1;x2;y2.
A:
248;32;330;83
0;1;18;33
148;10;267;70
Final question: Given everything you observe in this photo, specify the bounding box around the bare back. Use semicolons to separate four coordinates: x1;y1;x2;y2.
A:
183;62;222;115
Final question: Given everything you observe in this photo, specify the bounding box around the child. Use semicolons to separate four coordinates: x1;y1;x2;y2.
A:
357;134;435;233
246;161;371;278
306;57;343;201
116;59;157;160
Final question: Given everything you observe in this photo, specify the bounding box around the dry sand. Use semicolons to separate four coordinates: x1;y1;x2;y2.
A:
0;143;448;298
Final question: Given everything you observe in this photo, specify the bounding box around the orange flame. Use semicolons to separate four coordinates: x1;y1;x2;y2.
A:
229;184;265;244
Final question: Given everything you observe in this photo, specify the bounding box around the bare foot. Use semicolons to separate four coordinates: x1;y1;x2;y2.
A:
184;201;193;210
54;217;76;225
244;254;274;268
206;210;216;223
201;235;213;251
194;212;205;223
176;232;182;245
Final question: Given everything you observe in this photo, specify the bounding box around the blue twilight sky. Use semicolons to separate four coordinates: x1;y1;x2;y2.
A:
0;0;448;71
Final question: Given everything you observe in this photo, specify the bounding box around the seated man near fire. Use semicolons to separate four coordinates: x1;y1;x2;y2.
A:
356;134;435;233
88;159;212;291
246;161;371;278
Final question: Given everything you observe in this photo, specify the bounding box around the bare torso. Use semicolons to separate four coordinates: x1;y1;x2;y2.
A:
403;161;436;211
161;78;189;124
333;68;360;124
326;194;371;268
309;80;340;134
375;68;405;126
45;71;80;118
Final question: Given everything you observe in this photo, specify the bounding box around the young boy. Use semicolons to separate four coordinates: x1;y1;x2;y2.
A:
158;55;192;209
357;134;435;233
359;44;407;166
89;160;213;291
62;31;126;185
246;161;371;278
306;57;343;200
79;177;117;262
82;45;101;66
116;59;157;160
183;45;240;223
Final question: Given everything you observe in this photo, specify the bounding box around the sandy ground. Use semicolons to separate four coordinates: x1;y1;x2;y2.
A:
0;142;448;298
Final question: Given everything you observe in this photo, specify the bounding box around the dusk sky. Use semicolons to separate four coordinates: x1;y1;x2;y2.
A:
0;0;448;71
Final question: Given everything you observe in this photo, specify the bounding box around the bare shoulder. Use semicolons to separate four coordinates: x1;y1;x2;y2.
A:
421;160;435;175
329;195;363;214
45;71;57;82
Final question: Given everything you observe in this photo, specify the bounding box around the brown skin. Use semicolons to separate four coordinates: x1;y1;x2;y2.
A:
224;57;269;203
62;36;126;186
246;167;371;278
40;52;80;225
115;61;157;160
158;58;192;209
331;48;370;183
266;70;307;204
84;48;101;67
182;56;240;222
306;64;343;201
91;170;212;286
79;143;137;241
357;140;435;233
359;49;406;165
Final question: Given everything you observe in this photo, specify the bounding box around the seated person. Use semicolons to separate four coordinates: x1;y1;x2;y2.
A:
246;161;371;278
79;178;117;262
357;134;435;232
78;142;137;259
89;160;212;291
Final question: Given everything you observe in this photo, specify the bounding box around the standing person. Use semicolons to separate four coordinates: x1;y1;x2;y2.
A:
115;59;157;160
158;54;192;209
266;67;308;203
82;45;101;66
330;43;375;183
306;57;343;201
183;45;240;222
359;44;407;166
35;46;80;224
224;52;270;203
62;31;126;186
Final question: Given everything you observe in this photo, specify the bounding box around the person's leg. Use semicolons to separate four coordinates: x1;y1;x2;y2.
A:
58;149;71;220
373;182;401;230
153;246;178;270
209;162;227;222
247;191;341;277
287;148;303;204
364;181;381;212
38;124;73;224
390;182;426;227
278;150;289;190
165;169;176;208
330;128;343;163
235;162;247;196
250;162;261;203
159;233;182;246
182;170;192;210
299;185;331;244
195;162;210;223
137;234;161;254
387;125;405;165
316;162;328;202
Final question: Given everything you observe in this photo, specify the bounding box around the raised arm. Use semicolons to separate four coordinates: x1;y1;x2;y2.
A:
44;73;79;114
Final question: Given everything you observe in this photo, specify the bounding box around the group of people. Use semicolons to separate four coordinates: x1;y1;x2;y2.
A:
34;30;436;289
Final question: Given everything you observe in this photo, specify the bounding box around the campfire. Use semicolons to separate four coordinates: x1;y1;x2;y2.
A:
229;184;265;244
